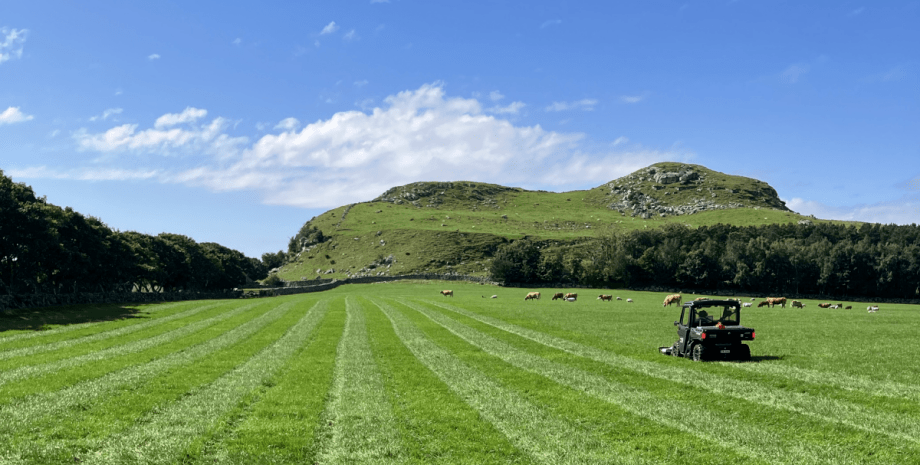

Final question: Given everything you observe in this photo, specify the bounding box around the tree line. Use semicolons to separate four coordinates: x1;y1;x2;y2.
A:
491;221;920;299
1;170;268;295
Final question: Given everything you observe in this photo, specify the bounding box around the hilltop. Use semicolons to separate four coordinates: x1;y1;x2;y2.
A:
268;163;820;282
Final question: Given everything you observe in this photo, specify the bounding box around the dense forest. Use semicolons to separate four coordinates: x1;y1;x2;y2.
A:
491;222;920;299
1;170;267;295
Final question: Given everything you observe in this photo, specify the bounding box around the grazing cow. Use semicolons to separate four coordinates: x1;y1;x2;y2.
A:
598;294;613;301
491;295;498;299
524;292;538;301
743;302;752;307
765;297;787;308
626;298;633;303
533;292;541;300
845;305;852;309
791;300;805;308
750;298;756;301
662;294;682;307
818;303;831;308
830;305;840;309
616;296;622;301
552;292;565;300
867;306;879;312
757;301;770;307
695;297;708;301
441;290;453;297
564;293;578;301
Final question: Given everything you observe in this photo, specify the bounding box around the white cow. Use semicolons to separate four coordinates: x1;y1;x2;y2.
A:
626;298;633;303
743;302;752;307
616;297;622;301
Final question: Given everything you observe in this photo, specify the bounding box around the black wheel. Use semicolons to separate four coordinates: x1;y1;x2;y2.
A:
670;342;681;357
736;344;751;361
691;343;707;362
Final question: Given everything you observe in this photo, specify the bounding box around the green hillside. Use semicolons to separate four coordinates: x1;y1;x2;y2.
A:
269;163;836;282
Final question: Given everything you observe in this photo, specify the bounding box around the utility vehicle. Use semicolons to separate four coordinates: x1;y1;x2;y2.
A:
659;299;755;361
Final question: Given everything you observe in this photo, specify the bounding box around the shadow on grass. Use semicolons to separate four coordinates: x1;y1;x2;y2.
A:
0;303;148;333
749;355;784;362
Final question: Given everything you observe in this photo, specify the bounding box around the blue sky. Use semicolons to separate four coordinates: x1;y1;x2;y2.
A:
2;1;918;258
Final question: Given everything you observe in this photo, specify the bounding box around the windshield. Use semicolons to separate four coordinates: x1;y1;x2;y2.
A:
692;306;739;326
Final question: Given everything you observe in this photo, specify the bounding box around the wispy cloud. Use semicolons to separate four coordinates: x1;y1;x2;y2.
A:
89;108;123;122
7;166;161;182
612;136;629;146
320;21;339;35
154;107;208;128
148;53;161;61
848;7;865;16
0;28;28;64
343;29;358;41
54;83;685;208
620;94;646;104
488;101;526;115
786;196;920;225
540;19;562;29
371;0;390;3
232;38;241;45
780;63;809;83
0;106;34;125
489;91;505;102
545;99;598;112
354;80;369;87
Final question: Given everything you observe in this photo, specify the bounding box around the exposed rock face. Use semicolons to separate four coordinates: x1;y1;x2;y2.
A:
600;164;788;218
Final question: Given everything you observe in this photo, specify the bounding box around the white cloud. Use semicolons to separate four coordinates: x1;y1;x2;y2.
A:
8;166;161;182
848;7;865;16
233;38;241;45
620;94;645;104
612;136;629;146
154;107;208;128
489;91;505;102
343;29;358;41
0;106;34;125
321;21;339;35
148;53;161;60
781;63;809;83
58;83;685;208
540;19;562;28
274;117;300;131
89;108;123;122
354;80;369;87
786;196;920;225
49;129;60;138
371;0;390;3
488;101;526;115
0;28;28;64
545;99;598;112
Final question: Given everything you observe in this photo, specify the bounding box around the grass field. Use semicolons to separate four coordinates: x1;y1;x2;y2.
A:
1;282;918;464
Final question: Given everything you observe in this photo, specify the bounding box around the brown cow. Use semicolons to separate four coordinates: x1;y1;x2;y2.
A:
845;305;852;309
440;290;453;297
662;294;682;307
598;294;613;301
757;300;770;307
791;300;804;308
524;292;540;301
694;297;708;301
552;292;565;300
770;297;787;308
564;293;577;301
818;303;831;308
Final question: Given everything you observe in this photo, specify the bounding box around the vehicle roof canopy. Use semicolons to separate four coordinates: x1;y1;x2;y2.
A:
682;299;742;310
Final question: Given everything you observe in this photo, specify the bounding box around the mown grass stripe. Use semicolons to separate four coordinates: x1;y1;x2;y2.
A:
361;296;531;464
0;302;227;361
414;300;916;464
79;298;330;465
729;361;920;404
0;300;264;389
313;297;403;464
196;300;346;464
422;299;920;445
0;301;195;343
369;298;626;465
0;298;302;439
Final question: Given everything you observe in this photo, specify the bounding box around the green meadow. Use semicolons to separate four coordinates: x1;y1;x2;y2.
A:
1;282;917;464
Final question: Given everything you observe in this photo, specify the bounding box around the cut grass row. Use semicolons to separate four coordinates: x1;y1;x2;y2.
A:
1;283;918;464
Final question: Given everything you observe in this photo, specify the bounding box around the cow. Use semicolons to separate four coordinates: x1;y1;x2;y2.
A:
616;297;622;301
564;293;578;301
791;300;804;308
830;305;840;309
867;306;879;312
757;300;770;307
772;297;787;308
524;292;538;301
750;298;756;301
491;295;498;299
818;303;831;308
662;294;682;307
845;305;852;309
695;297;708;301
626;298;633;303
598;294;613;301
440;290;453;297
742;302;752;307
532;292;541;300
552;292;565;300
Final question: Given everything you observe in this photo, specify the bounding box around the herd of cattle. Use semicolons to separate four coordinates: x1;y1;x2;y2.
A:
441;289;881;312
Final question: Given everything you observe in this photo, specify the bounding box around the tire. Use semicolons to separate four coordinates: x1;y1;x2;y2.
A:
736;344;751;361
670;342;681;357
691;343;707;362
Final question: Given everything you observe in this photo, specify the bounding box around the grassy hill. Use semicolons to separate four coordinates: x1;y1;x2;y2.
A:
270;162;836;282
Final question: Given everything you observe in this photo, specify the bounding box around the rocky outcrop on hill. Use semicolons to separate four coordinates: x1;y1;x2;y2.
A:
374;181;522;208
601;164;788;218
